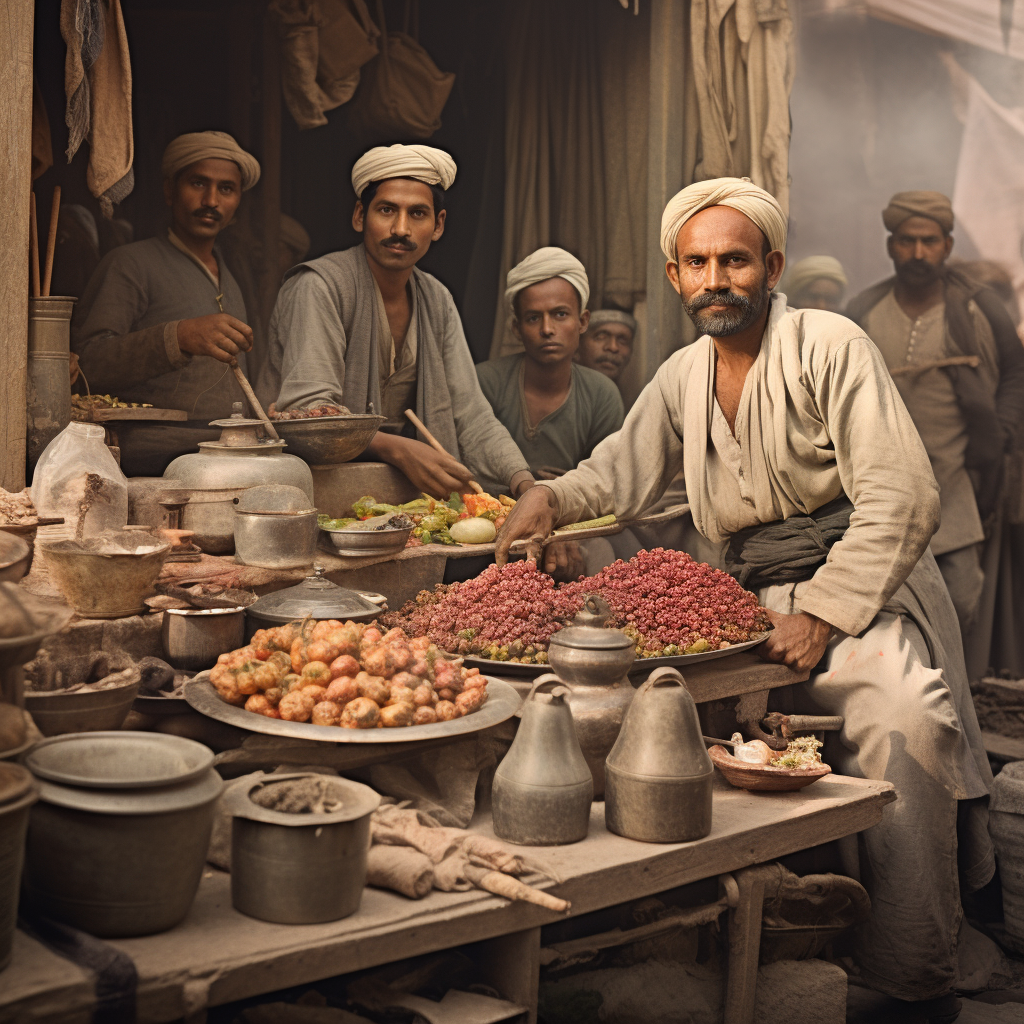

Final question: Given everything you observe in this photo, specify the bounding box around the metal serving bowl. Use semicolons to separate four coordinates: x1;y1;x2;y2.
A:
319;523;414;557
0;534;32;583
272;414;385;466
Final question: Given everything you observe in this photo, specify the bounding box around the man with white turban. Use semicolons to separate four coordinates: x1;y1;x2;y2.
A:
264;144;531;498
73;131;260;475
780;255;847;313
497;177;993;1022
476;248;623;480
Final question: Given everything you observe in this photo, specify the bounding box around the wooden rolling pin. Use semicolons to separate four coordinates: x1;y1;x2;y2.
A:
404;409;484;495
229;358;280;440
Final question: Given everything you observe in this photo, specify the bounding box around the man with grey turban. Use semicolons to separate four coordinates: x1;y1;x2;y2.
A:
72;131;261;475
476;248;623;479
847;192;1024;655
577;309;637;382
498;177;993;1021
264;144;530;499
781;255;847;313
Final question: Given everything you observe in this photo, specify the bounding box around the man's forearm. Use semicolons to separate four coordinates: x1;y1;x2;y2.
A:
75;322;188;393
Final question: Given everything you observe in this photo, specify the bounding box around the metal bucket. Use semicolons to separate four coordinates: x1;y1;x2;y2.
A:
161;607;247;670
0;764;38;972
27;297;75;473
225;773;379;924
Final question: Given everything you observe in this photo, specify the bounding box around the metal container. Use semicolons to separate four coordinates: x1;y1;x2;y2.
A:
233;484;318;570
492;676;592;846
272;414;385;466
224;773;380;924
162;606;249;670
604;667;714;844
245;566;385;639
320;521;414;556
27;296;75;473
0;534;31;583
0;764;38;973
164;405;314;554
547;596;636;798
24;677;140;737
21;732;221;937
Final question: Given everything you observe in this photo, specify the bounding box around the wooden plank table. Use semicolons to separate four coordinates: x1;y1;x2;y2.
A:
1;774;894;1024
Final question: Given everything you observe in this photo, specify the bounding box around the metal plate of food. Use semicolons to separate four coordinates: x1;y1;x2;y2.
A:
319;524;414;556
184;674;521;742
459;631;772;677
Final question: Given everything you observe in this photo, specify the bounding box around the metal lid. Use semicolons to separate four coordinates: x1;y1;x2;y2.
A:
548;625;634;651
204;405;286;451
247;566;383;622
0;762;36;808
234;484;315;515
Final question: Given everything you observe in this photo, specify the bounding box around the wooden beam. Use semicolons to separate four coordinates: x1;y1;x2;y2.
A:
259;8;282;336
0;0;34;491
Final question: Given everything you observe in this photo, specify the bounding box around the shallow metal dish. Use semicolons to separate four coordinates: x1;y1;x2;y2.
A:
320;523;414;557
0;533;32;582
459;631;771;677
185;673;520;743
273;414;385;466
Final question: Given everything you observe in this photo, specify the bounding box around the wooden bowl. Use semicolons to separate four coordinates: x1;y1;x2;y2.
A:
708;744;831;792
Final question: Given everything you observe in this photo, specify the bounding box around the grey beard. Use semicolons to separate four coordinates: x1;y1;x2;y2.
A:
683;286;769;337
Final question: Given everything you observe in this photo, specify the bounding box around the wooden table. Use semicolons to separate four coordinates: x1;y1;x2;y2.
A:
2;774;894;1024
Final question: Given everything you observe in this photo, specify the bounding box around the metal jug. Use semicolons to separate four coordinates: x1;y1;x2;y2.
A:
605;666;714;843
492;675;593;846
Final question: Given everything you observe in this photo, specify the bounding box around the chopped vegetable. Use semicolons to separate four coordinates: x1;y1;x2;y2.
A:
318;514;357;530
770;737;824;769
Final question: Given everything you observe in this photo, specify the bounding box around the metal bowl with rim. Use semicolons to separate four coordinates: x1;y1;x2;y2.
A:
272;414;385;466
0;533;32;583
319;521;414;556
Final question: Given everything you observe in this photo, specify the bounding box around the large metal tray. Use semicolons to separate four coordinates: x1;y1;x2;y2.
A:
184;674;521;743
459;631;771;677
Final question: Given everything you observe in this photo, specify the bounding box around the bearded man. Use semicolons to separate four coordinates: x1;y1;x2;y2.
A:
265;144;531;499
496;178;992;1023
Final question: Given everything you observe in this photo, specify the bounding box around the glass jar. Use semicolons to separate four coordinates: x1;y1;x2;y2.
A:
31;423;128;540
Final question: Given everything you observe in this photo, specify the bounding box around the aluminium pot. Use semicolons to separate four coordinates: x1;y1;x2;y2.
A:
161;606;249;670
21;732;222;937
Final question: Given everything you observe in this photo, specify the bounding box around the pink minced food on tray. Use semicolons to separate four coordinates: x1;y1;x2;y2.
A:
380;548;772;662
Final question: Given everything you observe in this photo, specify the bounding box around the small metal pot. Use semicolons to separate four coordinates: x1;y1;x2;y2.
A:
224;773;380;924
233;485;318;570
161;606;250;670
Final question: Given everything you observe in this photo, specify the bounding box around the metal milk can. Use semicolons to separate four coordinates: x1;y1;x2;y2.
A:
492;676;593;846
546;595;636;798
27;296;75;473
604;667;714;843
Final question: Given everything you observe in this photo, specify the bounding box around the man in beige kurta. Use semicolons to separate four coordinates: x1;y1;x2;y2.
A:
497;178;992;1019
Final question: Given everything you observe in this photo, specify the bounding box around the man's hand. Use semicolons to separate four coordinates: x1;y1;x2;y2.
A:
494;485;558;566
542;540;585;580
177;314;253;363
369;434;473;499
759;609;833;673
536;465;567;481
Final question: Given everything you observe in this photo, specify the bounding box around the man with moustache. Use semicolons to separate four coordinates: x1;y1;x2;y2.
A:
73;131;260;475
476;248;624;480
576;308;637;383
266;144;531;499
496;178;993;1023
847;192;1024;634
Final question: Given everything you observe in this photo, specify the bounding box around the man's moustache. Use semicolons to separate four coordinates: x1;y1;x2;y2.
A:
381;236;416;251
194;209;221;221
688;291;751;310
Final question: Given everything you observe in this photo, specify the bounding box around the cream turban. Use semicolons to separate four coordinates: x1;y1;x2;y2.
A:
660;177;787;261
351;144;457;197
505;247;590;314
162;131;261;190
883;191;954;235
781;256;848;299
587;309;637;334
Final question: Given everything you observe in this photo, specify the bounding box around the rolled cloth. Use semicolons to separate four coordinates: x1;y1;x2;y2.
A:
782;256;848;298
724;495;854;591
587;308;637;334
882;191;954;234
505;247;590;313
351;143;457;196
660;176;788;261
161;131;261;190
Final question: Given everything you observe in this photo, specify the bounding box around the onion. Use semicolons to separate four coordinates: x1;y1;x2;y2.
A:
450;518;497;544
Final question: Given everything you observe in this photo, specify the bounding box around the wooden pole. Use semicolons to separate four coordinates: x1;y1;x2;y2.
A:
42;185;61;297
29;192;40;299
0;0;35;491
259;7;282;335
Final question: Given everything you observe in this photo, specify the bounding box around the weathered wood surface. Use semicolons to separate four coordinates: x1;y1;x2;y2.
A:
981;730;1024;763
1;774;894;1023
0;0;34;492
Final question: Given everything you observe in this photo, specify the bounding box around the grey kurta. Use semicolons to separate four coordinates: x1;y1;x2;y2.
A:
263;245;530;495
544;295;993;1000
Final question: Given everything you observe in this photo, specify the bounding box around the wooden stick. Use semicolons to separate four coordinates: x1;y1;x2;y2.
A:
42;185;61;297
890;355;980;377
404;409;484;494
29;192;40;298
229;359;280;440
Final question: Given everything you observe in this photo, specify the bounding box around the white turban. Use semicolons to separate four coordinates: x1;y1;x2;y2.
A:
660;177;787;261
505;247;590;314
351;144;457;197
162;132;261;190
781;256;848;298
587;309;637;335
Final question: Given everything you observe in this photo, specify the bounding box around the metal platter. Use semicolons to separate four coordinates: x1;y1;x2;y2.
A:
184;674;521;743
459;631;772;678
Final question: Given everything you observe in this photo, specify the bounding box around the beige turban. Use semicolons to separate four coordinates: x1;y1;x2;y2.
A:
587;309;637;335
781;256;848;299
882;191;954;234
660;177;787;261
351;144;457;197
161;131;261;190
505;247;590;314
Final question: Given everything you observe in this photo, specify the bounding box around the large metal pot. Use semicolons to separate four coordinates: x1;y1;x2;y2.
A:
0;764;37;972
224;773;379;924
21;732;222;937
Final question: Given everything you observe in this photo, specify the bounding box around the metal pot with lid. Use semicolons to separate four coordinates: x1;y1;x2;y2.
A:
245;566;386;638
233;484;319;570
